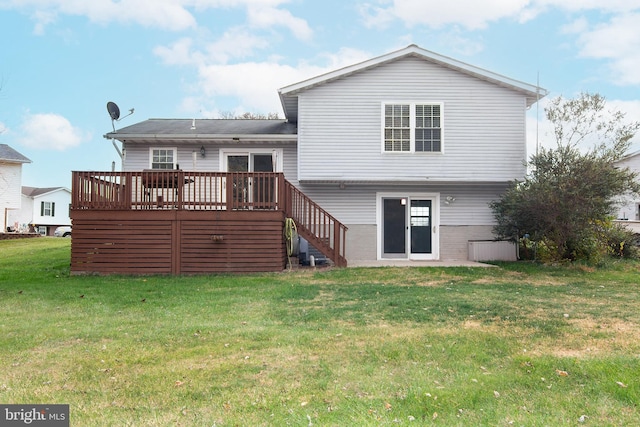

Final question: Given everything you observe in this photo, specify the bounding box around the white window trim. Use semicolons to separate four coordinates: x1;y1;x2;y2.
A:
381;102;444;154
376;192;440;261
219;148;284;172
149;147;178;169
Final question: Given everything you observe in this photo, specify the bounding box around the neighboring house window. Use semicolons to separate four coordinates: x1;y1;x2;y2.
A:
383;103;442;153
41;201;55;217
37;226;47;236
150;148;177;169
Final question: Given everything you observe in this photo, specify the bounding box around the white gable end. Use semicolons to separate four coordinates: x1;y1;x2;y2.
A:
294;56;530;183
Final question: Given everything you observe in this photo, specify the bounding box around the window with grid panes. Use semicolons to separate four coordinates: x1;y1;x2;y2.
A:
151;148;176;169
383;103;442;152
384;104;411;152
415;104;441;152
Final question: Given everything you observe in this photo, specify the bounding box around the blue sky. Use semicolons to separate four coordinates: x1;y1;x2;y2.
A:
1;0;639;188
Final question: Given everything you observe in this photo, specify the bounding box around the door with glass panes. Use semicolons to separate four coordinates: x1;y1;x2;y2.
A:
224;151;278;208
381;195;437;260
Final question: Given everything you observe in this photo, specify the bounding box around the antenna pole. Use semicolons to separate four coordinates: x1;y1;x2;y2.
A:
536;72;540;157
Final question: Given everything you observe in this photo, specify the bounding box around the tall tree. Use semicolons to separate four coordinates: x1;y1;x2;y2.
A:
491;92;640;261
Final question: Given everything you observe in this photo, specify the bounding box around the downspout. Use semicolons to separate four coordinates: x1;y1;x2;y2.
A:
103;134;124;168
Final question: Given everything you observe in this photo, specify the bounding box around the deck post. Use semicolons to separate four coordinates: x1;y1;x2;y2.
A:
333;221;341;266
172;218;181;275
278;174;287;213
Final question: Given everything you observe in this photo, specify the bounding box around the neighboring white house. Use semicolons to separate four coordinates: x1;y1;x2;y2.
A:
613;150;640;233
106;45;547;263
7;187;72;235
0;144;32;233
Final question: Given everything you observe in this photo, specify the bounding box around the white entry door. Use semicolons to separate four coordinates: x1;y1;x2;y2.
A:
378;193;439;260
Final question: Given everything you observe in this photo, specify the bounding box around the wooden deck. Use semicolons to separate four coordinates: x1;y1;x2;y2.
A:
70;171;347;274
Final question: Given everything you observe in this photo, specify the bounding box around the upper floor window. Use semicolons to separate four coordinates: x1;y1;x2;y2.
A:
41;201;55;217
383;103;442;153
150;148;177;169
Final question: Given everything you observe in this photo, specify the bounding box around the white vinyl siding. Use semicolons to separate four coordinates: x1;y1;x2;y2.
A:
295;183;504;226
296;56;528;183
31;189;72;226
124;144;298;182
0;163;23;232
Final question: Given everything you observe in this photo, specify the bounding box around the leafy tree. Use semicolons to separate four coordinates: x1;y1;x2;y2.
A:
490;92;640;262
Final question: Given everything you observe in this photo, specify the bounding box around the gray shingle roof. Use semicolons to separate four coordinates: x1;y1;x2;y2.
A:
0;144;31;163
106;119;297;140
22;186;68;197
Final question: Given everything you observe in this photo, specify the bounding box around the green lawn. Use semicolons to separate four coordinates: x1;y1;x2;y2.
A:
1;238;639;426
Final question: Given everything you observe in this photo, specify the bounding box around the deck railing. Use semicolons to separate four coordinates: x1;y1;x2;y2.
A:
72;171;284;211
71;171;347;266
284;180;348;267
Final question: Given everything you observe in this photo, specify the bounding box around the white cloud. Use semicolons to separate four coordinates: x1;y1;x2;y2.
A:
153;30;271;66
246;5;313;40
574;13;640;85
560;17;589;35
32;9;57;35
3;0;311;36
154;38;201;66
195;61;322;114
18;113;90;150
437;28;485;55
534;0;640;13
360;0;531;30
204;28;271;63
356;1;640;88
153;25;371;115
8;0;197;32
359;0;640;30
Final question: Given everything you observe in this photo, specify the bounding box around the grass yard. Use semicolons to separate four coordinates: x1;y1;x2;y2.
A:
0;238;639;426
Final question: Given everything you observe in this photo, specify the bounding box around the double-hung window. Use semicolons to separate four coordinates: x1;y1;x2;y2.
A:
150;148;177;169
383;103;442;153
41;201;55;217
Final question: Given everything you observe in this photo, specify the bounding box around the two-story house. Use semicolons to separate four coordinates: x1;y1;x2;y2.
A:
8;187;72;235
0;144;32;233
71;45;546;274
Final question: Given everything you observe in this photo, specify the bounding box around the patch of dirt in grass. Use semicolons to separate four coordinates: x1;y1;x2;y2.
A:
471;271;567;286
412;277;463;287
530;317;640;357
460;319;509;334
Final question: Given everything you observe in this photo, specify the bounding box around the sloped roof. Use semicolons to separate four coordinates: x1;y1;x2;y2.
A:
105;119;297;143
616;149;640;163
279;44;548;123
22;186;70;197
0;144;31;163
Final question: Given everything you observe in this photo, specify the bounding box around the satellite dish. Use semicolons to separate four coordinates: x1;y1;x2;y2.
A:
107;102;120;120
106;101;134;132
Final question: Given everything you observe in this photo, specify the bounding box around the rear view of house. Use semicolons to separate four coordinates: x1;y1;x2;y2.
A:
71;45;546;274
